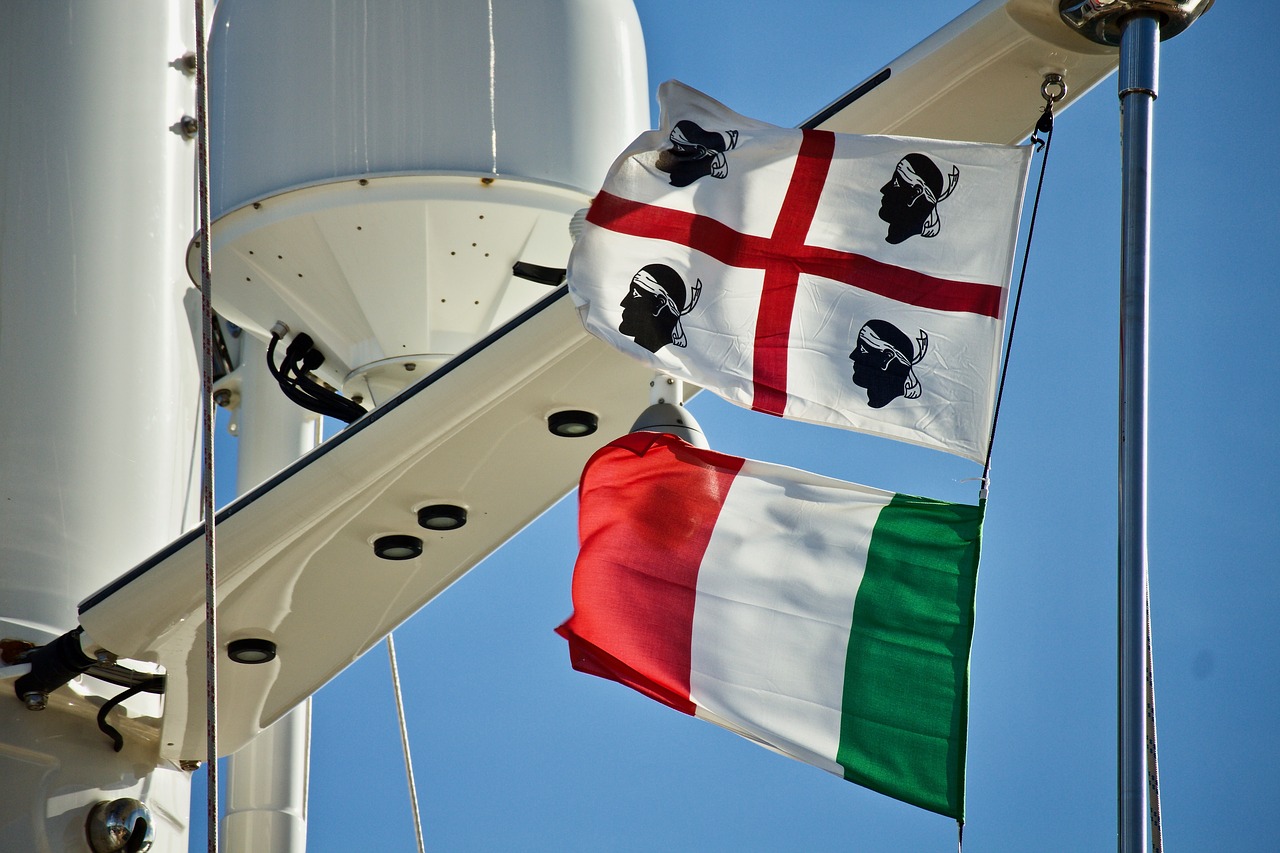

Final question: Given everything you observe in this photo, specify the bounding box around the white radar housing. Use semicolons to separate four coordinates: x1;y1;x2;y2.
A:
190;0;648;404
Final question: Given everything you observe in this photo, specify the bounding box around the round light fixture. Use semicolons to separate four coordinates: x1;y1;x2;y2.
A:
547;410;598;437
373;534;423;560
227;638;277;665
418;504;467;531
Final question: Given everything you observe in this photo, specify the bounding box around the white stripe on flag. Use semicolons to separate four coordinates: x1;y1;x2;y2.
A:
688;460;891;775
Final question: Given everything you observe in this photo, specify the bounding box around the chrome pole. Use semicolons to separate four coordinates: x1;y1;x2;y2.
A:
1117;13;1159;853
1058;3;1214;850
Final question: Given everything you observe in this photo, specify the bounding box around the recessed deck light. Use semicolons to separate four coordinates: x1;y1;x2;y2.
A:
418;504;467;531
373;534;423;560
227;638;277;665
547;410;598;437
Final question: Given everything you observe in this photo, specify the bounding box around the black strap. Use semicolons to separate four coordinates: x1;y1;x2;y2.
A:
512;260;567;286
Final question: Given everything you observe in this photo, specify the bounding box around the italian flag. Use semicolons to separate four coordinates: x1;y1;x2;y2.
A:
556;431;983;819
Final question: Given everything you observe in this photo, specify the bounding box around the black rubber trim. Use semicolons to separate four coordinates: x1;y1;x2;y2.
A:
801;67;892;129
512;261;567;286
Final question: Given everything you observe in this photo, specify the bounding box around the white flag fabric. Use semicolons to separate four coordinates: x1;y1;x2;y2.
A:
568;80;1031;461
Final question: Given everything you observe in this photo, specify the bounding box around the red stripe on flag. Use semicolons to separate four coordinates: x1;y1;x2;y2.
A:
799;247;1003;316
586;191;1003;318
556;432;744;716
586;191;771;266
751;130;835;414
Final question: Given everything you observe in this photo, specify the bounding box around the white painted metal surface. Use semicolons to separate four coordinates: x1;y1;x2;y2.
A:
0;5;201;645
79;290;668;761
0;3;199;849
188;176;592;402
224;700;313;852
806;0;1118;142
207;0;647;217
0;671;191;852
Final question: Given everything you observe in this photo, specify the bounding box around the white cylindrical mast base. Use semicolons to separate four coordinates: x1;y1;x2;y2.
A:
222;335;318;852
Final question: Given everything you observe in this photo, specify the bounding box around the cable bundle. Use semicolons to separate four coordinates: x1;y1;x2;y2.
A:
266;328;367;423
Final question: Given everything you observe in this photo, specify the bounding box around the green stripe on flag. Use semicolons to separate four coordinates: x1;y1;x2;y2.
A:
836;495;983;819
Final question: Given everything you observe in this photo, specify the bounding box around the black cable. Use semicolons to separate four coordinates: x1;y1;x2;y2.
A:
266;331;367;423
275;332;366;421
282;337;366;422
267;335;343;415
84;663;167;692
264;331;289;382
981;104;1056;492
97;677;166;752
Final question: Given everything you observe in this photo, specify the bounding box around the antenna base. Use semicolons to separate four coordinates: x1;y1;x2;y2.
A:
1059;0;1213;46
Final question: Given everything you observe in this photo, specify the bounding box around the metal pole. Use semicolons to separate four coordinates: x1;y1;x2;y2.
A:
1117;13;1158;853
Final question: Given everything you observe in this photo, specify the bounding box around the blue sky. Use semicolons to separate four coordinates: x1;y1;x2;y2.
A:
191;2;1280;850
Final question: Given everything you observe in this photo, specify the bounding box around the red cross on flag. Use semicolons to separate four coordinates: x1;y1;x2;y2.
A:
568;81;1032;462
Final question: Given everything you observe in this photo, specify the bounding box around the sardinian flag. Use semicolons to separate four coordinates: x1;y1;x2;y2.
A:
568;81;1032;462
556;431;983;818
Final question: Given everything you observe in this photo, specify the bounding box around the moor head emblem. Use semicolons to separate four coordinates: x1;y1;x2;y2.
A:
849;319;929;408
618;264;703;353
878;153;959;244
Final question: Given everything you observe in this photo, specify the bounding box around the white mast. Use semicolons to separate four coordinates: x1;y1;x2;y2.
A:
0;4;200;849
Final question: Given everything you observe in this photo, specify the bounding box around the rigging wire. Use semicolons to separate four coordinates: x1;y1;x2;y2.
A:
980;76;1062;498
486;0;498;175
192;0;219;849
1147;576;1164;853
387;633;427;853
